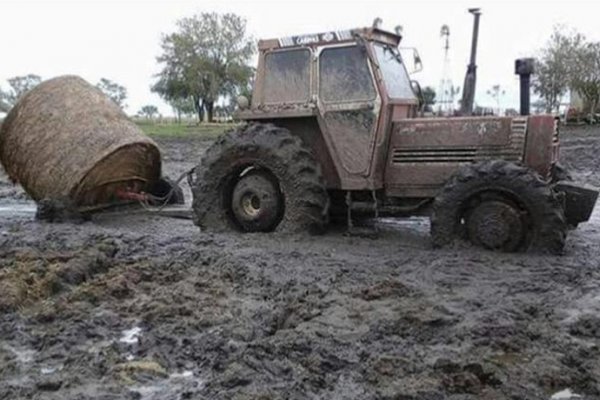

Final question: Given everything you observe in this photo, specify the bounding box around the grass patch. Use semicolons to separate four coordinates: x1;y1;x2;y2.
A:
136;121;235;140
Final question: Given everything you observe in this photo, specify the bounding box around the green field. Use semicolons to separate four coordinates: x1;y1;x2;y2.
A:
136;121;235;140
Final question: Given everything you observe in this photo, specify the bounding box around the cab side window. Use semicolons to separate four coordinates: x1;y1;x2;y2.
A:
263;49;311;104
319;46;376;103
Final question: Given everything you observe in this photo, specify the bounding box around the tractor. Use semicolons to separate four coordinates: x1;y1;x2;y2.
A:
190;26;598;254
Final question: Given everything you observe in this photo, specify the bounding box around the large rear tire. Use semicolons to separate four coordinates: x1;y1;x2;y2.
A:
431;160;566;254
192;123;329;233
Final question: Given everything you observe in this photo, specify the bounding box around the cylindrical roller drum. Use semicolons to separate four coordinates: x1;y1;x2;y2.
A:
0;75;161;206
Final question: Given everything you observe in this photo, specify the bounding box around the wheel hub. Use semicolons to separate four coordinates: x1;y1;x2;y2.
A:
241;193;261;217
466;200;525;251
230;170;283;232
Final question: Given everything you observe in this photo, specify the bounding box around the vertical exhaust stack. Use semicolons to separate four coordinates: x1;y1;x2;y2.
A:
460;8;481;116
515;58;535;116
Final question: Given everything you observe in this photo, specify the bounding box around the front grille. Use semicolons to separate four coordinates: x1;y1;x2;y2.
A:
391;117;528;165
392;148;477;163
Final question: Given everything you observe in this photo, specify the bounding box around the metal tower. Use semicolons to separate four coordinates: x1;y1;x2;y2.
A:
437;25;455;115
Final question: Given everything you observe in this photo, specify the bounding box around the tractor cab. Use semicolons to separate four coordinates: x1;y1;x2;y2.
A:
236;27;421;190
237;26;419;113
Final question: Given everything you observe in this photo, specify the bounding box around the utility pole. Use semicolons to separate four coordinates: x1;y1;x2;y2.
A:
460;8;481;116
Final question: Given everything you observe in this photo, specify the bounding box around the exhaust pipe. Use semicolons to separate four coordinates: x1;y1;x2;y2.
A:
515;58;534;116
460;8;482;116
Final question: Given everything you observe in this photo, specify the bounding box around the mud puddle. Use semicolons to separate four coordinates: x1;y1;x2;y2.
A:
0;202;36;217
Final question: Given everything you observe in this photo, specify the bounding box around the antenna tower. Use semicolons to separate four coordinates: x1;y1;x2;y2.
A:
438;25;455;115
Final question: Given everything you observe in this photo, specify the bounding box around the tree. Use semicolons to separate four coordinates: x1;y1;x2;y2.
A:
96;78;128;109
165;97;194;123
0;96;9;113
533;26;584;113
0;74;42;112
487;84;506;115
422;86;436;111
138;105;159;120
153;12;255;123
570;42;600;122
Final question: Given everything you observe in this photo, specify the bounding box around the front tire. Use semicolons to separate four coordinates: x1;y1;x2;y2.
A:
551;162;573;183
431;160;566;254
192;123;329;233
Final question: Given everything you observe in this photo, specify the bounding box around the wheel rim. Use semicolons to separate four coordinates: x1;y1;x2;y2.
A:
241;193;262;217
230;169;283;232
466;200;526;251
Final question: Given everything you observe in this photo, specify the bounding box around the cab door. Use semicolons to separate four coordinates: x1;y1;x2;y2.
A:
316;45;381;185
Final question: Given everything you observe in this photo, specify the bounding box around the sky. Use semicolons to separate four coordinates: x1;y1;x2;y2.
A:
1;0;599;116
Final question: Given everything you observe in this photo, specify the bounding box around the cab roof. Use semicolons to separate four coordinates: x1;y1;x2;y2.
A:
257;27;402;51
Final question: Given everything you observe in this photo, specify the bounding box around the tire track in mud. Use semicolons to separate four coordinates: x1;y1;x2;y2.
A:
1;224;598;398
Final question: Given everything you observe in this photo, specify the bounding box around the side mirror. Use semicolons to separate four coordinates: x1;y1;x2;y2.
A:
413;50;423;73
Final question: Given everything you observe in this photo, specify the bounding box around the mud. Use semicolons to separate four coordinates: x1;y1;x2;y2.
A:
1;126;600;399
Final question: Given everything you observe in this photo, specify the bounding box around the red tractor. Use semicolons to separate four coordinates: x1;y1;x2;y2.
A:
191;26;597;254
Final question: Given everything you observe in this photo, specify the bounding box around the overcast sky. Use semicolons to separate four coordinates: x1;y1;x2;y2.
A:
1;0;598;116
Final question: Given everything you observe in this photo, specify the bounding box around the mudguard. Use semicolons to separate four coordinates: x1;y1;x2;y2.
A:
554;181;598;225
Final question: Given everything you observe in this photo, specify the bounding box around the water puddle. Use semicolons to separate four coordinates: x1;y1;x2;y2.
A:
129;369;203;400
2;344;36;363
170;370;194;379
0;203;36;217
41;364;63;375
378;217;430;232
550;388;582;399
120;326;142;344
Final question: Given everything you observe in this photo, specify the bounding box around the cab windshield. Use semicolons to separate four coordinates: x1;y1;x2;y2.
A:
373;44;416;100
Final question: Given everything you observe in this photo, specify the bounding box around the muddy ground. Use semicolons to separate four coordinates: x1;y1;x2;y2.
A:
1;125;600;400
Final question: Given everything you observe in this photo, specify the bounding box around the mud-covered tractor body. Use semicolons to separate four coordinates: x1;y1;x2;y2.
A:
195;26;597;253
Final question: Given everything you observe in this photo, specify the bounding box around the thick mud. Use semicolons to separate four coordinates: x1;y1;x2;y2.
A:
1;126;600;399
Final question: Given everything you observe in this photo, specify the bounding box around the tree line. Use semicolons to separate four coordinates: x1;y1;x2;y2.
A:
0;75;128;112
3;17;598;123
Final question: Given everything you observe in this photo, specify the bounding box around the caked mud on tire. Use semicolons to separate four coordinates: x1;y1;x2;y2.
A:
551;162;573;183
431;160;567;254
191;123;329;233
